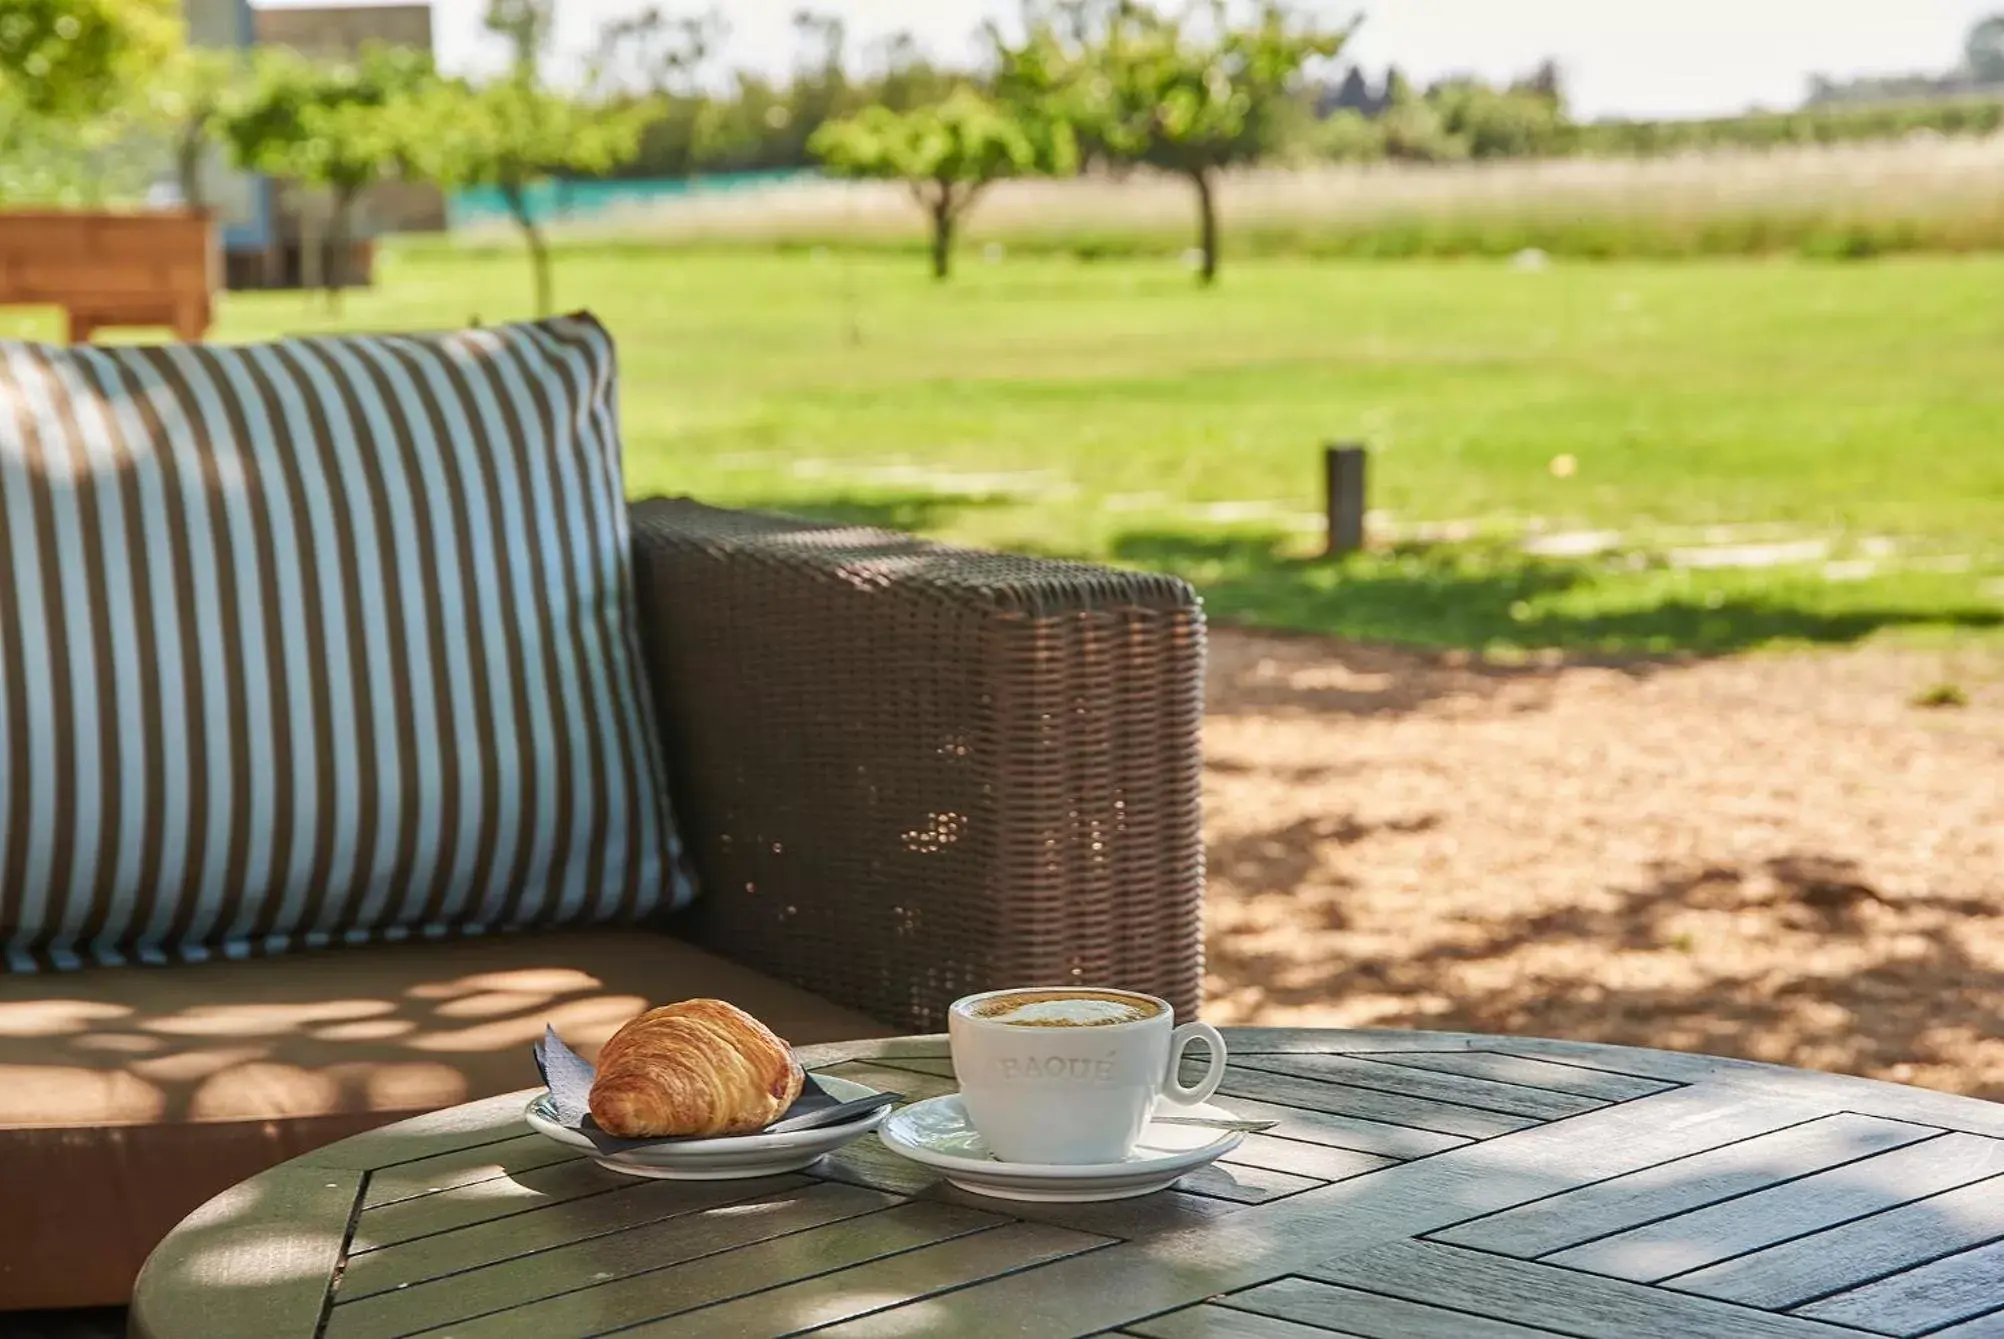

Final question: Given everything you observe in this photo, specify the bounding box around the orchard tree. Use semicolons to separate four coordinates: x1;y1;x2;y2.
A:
408;76;648;315
810;90;1076;279
1970;14;2004;84
223;45;436;305
145;46;248;209
1090;2;1346;283
441;0;649;315
1004;1;1347;283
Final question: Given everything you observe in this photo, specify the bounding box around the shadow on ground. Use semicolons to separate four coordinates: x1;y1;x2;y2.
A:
1206;847;2004;1102
1199;622;1647;721
699;495;2000;657
722;490;2004;1097
1111;529;2003;656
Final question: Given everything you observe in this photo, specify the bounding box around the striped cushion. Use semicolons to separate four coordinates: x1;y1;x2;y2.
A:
0;313;694;970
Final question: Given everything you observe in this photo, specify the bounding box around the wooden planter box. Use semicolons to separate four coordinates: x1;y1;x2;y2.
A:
0;209;216;342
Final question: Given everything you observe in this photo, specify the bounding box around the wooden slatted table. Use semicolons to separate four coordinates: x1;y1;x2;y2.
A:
131;1028;2004;1338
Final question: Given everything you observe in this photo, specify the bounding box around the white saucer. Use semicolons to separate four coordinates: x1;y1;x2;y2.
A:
524;1074;889;1180
878;1095;1246;1202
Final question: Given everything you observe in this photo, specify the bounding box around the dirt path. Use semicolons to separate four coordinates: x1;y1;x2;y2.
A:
1200;629;2004;1099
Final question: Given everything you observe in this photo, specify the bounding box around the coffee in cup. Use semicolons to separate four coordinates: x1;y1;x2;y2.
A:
947;986;1227;1164
965;988;1166;1028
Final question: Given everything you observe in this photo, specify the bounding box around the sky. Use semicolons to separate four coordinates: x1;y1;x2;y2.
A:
256;0;2002;121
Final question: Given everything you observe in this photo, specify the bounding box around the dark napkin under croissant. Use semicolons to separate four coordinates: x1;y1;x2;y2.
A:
532;1026;898;1155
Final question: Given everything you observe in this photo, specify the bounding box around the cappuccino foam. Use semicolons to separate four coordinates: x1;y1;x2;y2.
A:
970;990;1162;1028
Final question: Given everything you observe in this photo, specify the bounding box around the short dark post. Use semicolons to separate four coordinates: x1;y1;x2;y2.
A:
1325;442;1368;557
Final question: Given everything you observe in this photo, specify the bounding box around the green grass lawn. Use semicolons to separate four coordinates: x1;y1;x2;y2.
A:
35;242;2004;654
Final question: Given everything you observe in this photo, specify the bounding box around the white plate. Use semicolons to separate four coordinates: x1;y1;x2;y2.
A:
524;1074;889;1180
878;1094;1246;1202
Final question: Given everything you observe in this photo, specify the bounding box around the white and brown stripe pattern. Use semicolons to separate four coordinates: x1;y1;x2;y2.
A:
0;313;693;971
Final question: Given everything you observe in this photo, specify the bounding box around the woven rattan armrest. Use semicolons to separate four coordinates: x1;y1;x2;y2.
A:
628;497;1205;1033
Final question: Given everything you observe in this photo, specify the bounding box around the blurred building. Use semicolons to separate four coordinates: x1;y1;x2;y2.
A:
253;3;434;53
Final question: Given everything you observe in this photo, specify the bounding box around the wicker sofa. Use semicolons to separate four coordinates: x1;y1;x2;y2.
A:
0;497;1205;1313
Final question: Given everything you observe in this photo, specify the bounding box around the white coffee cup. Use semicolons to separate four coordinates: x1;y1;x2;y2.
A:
947;986;1228;1165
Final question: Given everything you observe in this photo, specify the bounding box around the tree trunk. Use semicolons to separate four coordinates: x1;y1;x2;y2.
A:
175;128;204;211
324;188;357;314
1191;168;1219;286
504;181;553;316
929;197;953;281
299;204;325;295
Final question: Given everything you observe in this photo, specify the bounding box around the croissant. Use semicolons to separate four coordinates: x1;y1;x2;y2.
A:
587;999;804;1138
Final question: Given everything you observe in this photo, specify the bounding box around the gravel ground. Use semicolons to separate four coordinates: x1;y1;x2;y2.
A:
1200;629;2004;1100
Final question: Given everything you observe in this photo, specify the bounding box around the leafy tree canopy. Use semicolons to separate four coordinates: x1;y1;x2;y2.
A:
133;45;252;208
811;89;1073;192
995;0;1347;282
404;75;651;312
220;45;436;302
410;75;650;195
811;88;1076;277
1001;0;1348;176
223;44;436;196
0;0;179;121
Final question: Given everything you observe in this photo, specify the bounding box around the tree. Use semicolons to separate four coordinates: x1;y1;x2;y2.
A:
407;76;648;315
1326;65;1376;114
869;31;959;111
1969;15;2004;84
793;9;847;81
1000;1;1348;284
589;6;722;178
784;8;850;156
1513;58;1566;108
485;0;553;80
0;0;179;202
593;5;724;95
144;46;248;209
449;0;649;315
1378;86;1462;162
223;45;436;306
1428;76;1568;159
810;89;1075;279
0;0;179;121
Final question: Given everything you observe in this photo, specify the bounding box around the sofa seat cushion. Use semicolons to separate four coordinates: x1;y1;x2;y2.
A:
0;931;891;1310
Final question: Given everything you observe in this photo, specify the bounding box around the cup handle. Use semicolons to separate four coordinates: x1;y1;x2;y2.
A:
1159;1021;1227;1106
